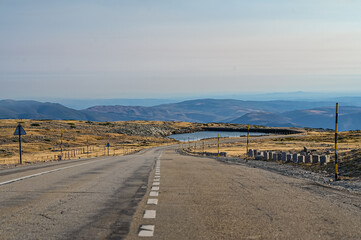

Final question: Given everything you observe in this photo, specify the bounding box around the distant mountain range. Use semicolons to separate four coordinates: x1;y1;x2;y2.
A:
1;99;361;131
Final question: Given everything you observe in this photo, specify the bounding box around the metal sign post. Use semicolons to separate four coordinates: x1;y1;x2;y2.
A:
60;130;63;159
86;139;88;158
14;124;26;164
106;142;111;156
203;141;205;155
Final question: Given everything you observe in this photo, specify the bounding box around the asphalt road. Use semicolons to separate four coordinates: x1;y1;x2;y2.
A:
2;137;361;240
0;147;163;240
127;148;361;240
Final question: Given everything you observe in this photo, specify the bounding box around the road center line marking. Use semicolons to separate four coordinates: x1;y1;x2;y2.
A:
144;210;156;219
149;191;159;197
138;225;155;237
147;199;158;205
151;186;160;191
0;159;105;187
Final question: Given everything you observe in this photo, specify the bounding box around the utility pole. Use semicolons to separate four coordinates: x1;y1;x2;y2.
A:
246;125;250;162
335;103;339;181
218;133;220;157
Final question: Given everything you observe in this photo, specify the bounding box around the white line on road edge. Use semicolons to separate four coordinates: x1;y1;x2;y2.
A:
139;156;160;237
138;225;155;237
0;159;105;187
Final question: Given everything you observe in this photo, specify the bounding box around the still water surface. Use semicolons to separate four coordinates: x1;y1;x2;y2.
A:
168;131;268;142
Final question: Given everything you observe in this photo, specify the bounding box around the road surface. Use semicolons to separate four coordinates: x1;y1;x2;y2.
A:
0;147;163;239
1;143;361;240
127;148;361;240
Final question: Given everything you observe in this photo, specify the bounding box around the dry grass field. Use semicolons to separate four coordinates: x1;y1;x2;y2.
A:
0;119;184;166
0;119;239;166
2;119;360;179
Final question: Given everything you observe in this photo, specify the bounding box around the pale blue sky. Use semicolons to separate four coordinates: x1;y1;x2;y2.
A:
1;0;361;99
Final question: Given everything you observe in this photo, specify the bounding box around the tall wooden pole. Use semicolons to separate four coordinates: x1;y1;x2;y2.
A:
246;125;250;162
335;103;339;181
217;133;220;157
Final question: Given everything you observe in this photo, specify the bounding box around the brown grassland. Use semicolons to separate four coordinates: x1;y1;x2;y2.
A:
0;119;182;166
0;119;235;166
1;119;360;180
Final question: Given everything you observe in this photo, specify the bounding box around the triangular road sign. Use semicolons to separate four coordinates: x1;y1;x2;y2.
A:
14;124;26;136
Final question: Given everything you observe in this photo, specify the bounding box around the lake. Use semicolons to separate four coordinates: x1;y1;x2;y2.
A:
168;131;268;142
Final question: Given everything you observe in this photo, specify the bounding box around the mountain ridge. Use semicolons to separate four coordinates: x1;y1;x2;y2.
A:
1;99;360;131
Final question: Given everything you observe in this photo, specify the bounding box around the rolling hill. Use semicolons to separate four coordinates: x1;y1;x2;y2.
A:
1;99;361;131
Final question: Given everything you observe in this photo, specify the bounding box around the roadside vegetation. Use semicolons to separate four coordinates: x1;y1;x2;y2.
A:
0;119;180;165
185;130;361;180
0;119;244;166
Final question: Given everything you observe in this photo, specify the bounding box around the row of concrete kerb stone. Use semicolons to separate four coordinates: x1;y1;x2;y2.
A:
182;149;228;157
248;149;331;166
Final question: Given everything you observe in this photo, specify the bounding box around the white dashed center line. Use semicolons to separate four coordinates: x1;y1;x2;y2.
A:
138;225;155;237
143;210;156;219
139;156;161;238
147;199;158;205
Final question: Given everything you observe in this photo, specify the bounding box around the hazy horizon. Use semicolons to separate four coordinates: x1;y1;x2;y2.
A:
3;90;361;110
1;1;361;99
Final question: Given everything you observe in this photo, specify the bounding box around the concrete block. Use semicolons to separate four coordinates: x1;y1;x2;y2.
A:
248;149;254;158
282;152;287;162
263;151;269;160
286;154;292;163
320;156;328;165
220;152;227;157
277;153;283;161
312;155;320;164
305;155;312;163
298;155;305;163
293;154;299;163
272;153;278;161
253;150;258;157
